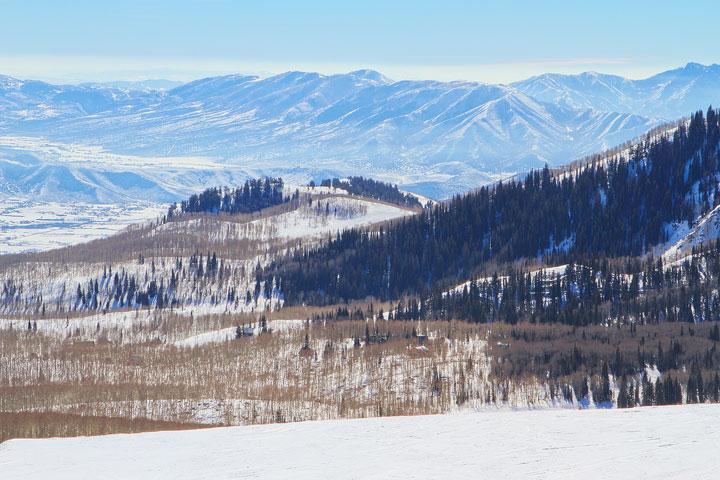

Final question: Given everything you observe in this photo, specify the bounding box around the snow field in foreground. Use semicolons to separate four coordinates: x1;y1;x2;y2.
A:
1;404;717;479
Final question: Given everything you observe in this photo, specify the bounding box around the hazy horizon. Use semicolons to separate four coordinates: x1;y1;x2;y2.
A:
2;59;718;88
2;1;719;85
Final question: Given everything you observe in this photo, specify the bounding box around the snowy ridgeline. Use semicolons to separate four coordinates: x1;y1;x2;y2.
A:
0;168;413;254
158;194;414;243
0;194;413;316
1;404;718;479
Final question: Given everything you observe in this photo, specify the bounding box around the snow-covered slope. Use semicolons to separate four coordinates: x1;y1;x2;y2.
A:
513;62;720;119
0;192;414;314
0;74;163;122
3;64;719;203
1;404;717;479
662;204;720;262
0;69;666;200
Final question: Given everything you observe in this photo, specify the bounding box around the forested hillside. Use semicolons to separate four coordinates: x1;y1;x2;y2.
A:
169;178;291;217
248;108;720;409
0;181;414;316
318;177;422;208
264;108;720;305
4;109;720;443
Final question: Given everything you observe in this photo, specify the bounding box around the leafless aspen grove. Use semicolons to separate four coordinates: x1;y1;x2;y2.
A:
1;187;582;442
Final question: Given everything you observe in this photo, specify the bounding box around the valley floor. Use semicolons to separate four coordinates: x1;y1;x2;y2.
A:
1;403;716;479
0;200;167;254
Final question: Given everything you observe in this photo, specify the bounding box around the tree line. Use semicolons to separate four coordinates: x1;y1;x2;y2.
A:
315;176;422;208
168;178;292;218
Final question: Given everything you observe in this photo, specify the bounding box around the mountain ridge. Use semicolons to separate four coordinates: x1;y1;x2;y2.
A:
512;62;720;118
0;63;718;206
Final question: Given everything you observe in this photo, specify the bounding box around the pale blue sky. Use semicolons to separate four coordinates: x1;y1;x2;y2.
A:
1;0;717;84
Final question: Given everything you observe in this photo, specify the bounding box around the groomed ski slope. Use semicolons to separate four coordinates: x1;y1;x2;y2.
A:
1;404;717;479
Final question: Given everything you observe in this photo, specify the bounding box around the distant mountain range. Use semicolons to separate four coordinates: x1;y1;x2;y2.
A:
87;79;186;91
1;63;720;201
512;62;720;119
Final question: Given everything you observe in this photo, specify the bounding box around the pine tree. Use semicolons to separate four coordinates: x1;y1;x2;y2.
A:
601;361;611;404
618;376;628;408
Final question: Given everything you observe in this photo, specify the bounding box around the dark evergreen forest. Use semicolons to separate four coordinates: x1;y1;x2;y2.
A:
265;108;720;307
169;178;290;217
318;176;422;208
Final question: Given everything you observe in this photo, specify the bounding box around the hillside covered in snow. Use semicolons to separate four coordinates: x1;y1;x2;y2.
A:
3;63;720;205
513;62;720;119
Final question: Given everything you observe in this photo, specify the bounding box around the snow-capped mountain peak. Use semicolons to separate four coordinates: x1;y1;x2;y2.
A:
0;64;718;208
